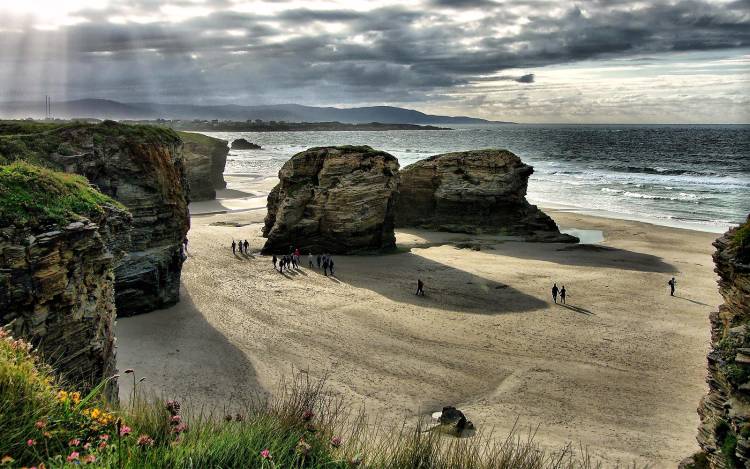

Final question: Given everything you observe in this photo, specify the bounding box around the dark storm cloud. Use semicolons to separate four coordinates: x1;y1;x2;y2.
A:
0;0;748;105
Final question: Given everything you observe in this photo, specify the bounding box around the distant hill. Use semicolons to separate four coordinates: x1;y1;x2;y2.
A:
0;99;514;125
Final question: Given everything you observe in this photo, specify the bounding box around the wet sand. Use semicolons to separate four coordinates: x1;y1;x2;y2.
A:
116;178;719;467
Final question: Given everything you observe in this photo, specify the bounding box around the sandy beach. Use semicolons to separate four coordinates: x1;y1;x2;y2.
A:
116;175;720;467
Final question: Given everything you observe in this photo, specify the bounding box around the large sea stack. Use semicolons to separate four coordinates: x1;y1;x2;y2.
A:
691;215;750;468
179;131;229;201
0;163;131;395
0;120;190;316
394;149;576;242
262;146;399;254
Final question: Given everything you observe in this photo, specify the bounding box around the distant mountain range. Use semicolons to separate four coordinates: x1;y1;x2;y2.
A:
0;99;513;125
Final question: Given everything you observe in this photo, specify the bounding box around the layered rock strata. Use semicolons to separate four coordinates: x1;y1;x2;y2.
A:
0;121;190;315
179;131;229;201
694;215;750;468
0;163;131;394
394;149;576;242
262;146;399;254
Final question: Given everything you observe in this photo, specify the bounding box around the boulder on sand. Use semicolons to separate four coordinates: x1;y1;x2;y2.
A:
231;138;261;150
262;146;400;254
394;149;577;242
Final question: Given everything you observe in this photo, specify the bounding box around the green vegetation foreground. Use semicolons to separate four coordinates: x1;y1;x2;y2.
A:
0;328;604;468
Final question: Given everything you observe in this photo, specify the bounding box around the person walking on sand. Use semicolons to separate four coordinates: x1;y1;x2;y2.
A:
272;255;277;270
416;279;425;296
329;257;335;276
322;258;329;276
552;283;559;304
308;253;314;268
231;240;236;255
668;277;676;296
316;254;322;269
560;285;566;304
244;240;249;254
183;237;189;254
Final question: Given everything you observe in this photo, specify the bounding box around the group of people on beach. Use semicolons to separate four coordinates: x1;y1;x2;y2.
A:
271;248;336;276
231;239;251;255
551;283;567;304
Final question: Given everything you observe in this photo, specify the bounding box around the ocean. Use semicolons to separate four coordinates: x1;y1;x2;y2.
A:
204;124;750;233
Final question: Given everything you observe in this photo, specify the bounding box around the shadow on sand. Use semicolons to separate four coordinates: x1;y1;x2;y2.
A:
115;287;264;409
397;229;675;273
331;251;547;315
674;295;714;307
558;303;594;315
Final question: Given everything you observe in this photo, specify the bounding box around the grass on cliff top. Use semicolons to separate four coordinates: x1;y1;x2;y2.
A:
0;328;610;469
734;218;750;251
0;161;124;228
177;131;227;147
0;120;181;167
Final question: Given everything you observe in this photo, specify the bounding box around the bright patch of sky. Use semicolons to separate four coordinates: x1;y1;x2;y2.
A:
0;0;747;123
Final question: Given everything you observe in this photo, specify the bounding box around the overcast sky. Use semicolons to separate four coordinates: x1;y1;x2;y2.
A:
0;0;748;123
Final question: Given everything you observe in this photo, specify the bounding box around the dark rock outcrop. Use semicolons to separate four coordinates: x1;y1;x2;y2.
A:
0;121;190;316
262;146;399;254
394;149;577;242
231;138;261;150
695;215;750;468
0;163;131;395
179;131;229;201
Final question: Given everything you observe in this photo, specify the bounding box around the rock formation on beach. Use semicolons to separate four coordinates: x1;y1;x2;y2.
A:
0;163;131;394
394;149;577;242
262;146;399;254
0;120;190;316
231;138;261;150
179;131;229;201
691;215;750;468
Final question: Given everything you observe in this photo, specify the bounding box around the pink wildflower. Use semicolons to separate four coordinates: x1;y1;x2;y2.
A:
331;436;342;448
66;452;79;462
68;438;80;447
137;435;154;447
302;409;315;421
170;415;181;425
98;441;107;449
119;425;132;437
34;420;46;429
83;443;91;450
260;448;272;460
172;422;189;434
99;434;109;441
83;455;96;464
26;439;36;447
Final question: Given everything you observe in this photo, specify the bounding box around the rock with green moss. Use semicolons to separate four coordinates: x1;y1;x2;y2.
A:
695;214;750;467
0;120;189;316
262;146;399;254
178;131;229;201
0;162;131;395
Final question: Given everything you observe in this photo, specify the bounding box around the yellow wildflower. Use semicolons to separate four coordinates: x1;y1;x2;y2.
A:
90;408;102;420
1;455;14;465
56;390;68;402
70;392;81;405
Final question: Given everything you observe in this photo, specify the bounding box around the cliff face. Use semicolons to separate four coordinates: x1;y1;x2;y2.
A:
262;146;399;254
179;131;229;201
394;149;576;242
0;163;131;394
695;215;750;468
0;121;190;315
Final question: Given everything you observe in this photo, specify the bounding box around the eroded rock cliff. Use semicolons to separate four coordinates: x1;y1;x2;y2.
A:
394;149;576;242
262;146;399;254
0;120;189;315
691;215;750;468
179;131;229;201
0;163;131;393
